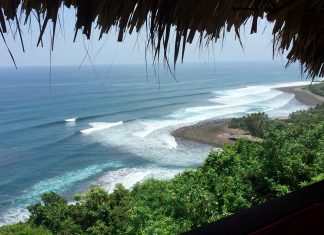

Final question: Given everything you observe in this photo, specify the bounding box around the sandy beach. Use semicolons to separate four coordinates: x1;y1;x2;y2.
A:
276;86;324;106
173;85;324;147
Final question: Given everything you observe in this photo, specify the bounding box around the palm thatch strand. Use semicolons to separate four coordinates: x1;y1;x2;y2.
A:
0;0;323;77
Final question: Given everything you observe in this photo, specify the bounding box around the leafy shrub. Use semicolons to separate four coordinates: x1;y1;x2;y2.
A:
308;83;324;97
229;112;271;137
0;223;52;235
289;103;324;126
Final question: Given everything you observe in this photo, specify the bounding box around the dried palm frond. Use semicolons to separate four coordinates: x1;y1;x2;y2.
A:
0;0;323;77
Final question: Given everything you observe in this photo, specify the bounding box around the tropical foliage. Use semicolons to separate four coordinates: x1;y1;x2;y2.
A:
3;105;324;235
308;83;324;97
0;223;52;235
229;112;272;137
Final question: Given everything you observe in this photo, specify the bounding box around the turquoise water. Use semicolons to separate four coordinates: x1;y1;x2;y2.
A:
0;62;310;225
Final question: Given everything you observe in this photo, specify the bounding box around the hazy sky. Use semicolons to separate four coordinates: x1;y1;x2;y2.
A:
0;9;288;67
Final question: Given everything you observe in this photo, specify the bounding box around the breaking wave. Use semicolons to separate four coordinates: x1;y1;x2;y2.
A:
0;162;122;226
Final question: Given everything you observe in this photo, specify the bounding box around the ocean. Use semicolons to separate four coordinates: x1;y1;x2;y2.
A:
0;61;311;225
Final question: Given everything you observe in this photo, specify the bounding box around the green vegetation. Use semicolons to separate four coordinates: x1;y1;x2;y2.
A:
229;112;272;137
3;105;324;235
308;83;324;97
0;223;52;235
229;112;291;138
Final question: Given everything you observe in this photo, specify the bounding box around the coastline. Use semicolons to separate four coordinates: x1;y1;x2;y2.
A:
276;86;324;106
172;85;323;147
172;119;257;147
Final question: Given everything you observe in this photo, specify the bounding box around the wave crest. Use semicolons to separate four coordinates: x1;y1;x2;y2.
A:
80;121;123;134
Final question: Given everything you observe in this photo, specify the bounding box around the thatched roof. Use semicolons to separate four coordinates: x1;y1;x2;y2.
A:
0;0;323;77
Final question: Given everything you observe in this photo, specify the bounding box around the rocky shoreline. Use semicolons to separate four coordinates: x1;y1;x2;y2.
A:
172;85;323;147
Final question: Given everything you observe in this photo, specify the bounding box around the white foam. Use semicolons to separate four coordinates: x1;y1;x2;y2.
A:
80;121;123;134
133;119;184;138
86;120;210;167
271;81;311;89
25;163;120;199
0;162;122;226
0;208;30;227
97;167;182;192
65;118;77;122
0;165;182;226
210;87;281;106
81;82;310;167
